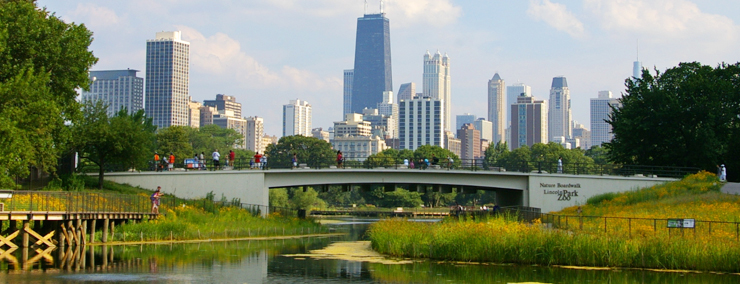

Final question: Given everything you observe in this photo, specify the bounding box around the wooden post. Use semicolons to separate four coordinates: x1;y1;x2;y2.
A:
82;220;88;245
67;220;75;246
102;218;109;243
75;219;81;246
90;219;96;243
59;222;66;249
110;221;115;242
21;221;29;248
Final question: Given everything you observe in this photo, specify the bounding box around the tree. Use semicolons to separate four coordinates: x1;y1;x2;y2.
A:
156;126;194;165
0;1;97;187
585;145;609;165
73;101;155;189
413;145;460;167
265;136;334;168
269;188;290;208
290;187;326;210
187;124;243;155
607;62;740;180
484;141;509;168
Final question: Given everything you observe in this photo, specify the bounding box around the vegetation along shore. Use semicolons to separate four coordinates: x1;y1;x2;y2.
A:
368;172;740;273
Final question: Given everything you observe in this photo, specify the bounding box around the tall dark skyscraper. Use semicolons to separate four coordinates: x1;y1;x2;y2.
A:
349;13;392;114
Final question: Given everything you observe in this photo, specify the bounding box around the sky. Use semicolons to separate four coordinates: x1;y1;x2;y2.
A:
38;0;740;137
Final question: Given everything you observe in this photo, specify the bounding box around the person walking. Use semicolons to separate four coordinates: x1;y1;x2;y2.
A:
262;154;268;170
254;152;262;169
447;156;453;170
336;150;343;168
151;186;163;214
292;153;298;169
212;149;221;170
720;164;727;182
168;153;175;171
199;152;206;170
228;150;235;169
154;152;160;172
557;156;563;174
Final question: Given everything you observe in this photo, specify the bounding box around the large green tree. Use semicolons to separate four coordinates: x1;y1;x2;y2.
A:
265;135;334;168
187;124;243;156
156;126;194;165
0;1;97;187
607;62;740;180
73;101;156;189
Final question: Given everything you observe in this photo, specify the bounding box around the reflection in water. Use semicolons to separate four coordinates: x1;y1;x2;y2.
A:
0;217;738;283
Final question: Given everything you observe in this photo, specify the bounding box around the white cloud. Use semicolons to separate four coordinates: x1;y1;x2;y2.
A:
65;3;121;27
527;0;586;38
260;0;461;27
584;0;738;42
175;25;339;91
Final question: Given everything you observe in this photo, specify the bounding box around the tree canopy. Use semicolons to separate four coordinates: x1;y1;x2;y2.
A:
265;135;334;168
72;100;156;189
0;1;97;188
607;62;740;180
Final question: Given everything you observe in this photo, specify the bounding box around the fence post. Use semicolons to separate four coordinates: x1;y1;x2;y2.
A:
628;218;631;238
604;217;607;233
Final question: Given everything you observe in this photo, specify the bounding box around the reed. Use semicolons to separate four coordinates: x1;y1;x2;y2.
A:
369;172;740;272
109;204;324;242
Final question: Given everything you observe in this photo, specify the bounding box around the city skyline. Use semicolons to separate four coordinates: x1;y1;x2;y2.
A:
39;0;740;137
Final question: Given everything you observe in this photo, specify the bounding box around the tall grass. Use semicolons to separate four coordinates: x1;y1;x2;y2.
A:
107;204;325;242
369;172;740;272
369;217;740;272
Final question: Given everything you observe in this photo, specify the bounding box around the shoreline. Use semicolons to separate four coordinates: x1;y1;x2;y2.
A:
83;232;346;247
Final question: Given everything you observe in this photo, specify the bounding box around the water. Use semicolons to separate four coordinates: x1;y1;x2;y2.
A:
1;217;738;283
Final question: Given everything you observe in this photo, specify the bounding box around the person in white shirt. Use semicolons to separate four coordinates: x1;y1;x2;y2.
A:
212;149;221;170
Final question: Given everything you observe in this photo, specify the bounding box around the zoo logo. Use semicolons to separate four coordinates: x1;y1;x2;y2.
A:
557;190;578;201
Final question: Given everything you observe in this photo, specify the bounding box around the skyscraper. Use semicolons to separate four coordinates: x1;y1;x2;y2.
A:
82;69;143;117
455;113;476;131
343;69;354;118
397;82;416;102
457;123;481;161
350;13;392;114
487;73;505;144
590;91;620;147
246;116;265;153
399;97;444;150
511;94;548;149
145;31;190;128
506;83;531;126
283;99;312;137
633;61;642;80
423;50;451;131
548;76;571;142
473;118;493;146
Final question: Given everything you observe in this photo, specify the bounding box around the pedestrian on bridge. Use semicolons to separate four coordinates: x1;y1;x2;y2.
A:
557;156;563;174
168;153;175;171
212;149;221;170
292;153;298;169
337;150;343;168
720;164;727;182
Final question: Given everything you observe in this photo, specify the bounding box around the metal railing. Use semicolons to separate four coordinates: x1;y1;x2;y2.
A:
541;213;740;240
79;157;701;179
0;190;160;214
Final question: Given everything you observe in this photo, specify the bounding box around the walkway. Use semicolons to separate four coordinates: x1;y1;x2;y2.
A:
721;182;740;195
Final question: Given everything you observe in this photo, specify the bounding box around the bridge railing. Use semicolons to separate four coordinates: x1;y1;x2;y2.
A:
0;190;154;214
80;156;701;179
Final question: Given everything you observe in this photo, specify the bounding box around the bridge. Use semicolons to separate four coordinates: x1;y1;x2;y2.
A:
104;168;678;214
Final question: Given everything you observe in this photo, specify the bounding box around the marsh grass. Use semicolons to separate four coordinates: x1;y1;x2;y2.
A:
369;172;740;272
108;204;325;242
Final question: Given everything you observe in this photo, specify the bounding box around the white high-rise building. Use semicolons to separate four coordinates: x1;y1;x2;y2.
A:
145;31;190;128
378;91;398;120
246;116;265;153
506;83;532;127
633;61;642;80
282;99;312;137
422;50;451;131
548;76;572;142
399;97;445;150
590;91;620;147
343;69;354;118
487;73;505;144
83;69;144;117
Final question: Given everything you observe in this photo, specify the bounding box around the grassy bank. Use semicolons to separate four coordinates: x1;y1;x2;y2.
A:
105;204;325;242
368;172;740;272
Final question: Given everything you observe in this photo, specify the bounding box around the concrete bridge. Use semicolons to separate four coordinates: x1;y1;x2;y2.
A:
104;169;676;213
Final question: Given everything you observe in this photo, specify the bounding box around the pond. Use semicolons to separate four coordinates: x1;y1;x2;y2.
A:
0;217;737;283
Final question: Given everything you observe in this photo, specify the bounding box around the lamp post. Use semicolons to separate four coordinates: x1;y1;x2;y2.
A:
538;155;543;174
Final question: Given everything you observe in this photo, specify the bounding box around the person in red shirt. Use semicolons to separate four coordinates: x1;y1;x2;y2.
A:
229;150;235;168
254;152;263;169
168;153;175;171
336;150;343;168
